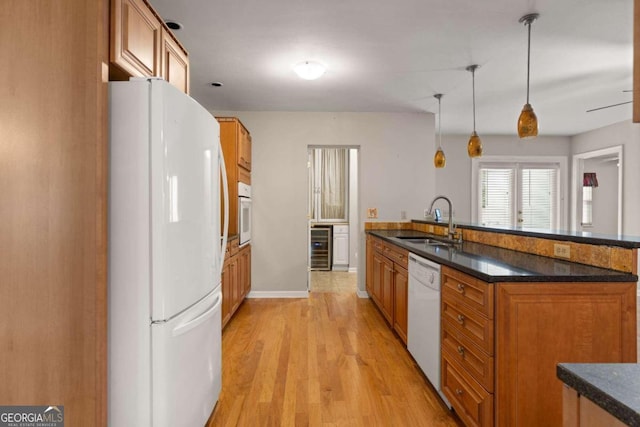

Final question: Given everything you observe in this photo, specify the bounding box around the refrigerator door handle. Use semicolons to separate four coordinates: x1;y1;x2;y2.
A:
219;141;229;274
172;293;222;337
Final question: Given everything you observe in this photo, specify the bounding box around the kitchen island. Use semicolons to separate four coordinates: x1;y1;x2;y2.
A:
366;225;637;427
558;363;640;426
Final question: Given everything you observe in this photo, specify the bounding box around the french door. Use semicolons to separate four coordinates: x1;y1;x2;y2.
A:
473;159;564;230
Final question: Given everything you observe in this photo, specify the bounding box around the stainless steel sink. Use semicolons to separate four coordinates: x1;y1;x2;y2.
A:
395;236;453;246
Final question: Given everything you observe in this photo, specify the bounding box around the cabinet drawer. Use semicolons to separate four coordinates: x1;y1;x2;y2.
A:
442;296;494;354
334;224;349;234
383;244;408;269
442;266;494;319
442;322;494;392
442;356;493;427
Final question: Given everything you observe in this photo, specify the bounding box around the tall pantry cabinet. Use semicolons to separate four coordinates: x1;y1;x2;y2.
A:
217;117;252;328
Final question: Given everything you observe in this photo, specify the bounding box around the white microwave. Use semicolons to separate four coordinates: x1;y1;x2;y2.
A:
238;182;251;245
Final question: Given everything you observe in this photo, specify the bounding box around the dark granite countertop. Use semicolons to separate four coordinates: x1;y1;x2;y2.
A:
368;229;637;283
412;219;640;248
557;363;640;426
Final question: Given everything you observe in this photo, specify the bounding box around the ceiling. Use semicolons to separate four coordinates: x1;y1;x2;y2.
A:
150;0;633;136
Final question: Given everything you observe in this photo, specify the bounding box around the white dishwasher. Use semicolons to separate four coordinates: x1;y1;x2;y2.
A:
408;253;450;408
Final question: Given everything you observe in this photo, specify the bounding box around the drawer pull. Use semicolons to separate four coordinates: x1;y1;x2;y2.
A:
455;388;464;396
457;314;465;325
457;283;465;294
457;346;465;357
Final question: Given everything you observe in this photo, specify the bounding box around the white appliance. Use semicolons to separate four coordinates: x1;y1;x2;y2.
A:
238;182;251;245
407;253;450;408
108;78;229;427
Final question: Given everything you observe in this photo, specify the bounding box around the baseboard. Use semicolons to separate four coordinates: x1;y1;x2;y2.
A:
348;267;357;273
246;290;309;299
332;265;349;272
356;289;370;299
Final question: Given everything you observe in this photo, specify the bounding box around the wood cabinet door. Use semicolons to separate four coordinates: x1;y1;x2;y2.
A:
218;120;239;236
229;257;239;314
372;252;383;307
393;265;408;344
239;245;251;297
111;0;162;78
496;282;636;427
221;258;232;328
160;28;189;94
238;125;252;171
366;238;374;295
381;256;394;325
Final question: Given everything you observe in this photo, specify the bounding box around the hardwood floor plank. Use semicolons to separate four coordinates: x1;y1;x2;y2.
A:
208;293;463;426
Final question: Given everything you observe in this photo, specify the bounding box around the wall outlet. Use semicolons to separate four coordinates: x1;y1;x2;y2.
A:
428;225;434;233
367;208;378;219
554;244;571;259
400;210;407;220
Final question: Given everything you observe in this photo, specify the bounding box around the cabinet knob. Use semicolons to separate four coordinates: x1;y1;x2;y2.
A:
455;388;463;396
457;283;465;294
457;314;465;325
457;346;465;357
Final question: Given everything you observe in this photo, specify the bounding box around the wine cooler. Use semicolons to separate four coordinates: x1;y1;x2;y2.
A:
310;225;332;271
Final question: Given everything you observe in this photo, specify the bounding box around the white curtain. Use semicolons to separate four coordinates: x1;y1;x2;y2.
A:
320;149;346;220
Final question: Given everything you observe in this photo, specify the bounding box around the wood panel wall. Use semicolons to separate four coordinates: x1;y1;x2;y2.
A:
0;1;108;425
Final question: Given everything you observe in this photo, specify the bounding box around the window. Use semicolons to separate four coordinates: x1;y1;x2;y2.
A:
473;158;564;230
581;187;593;226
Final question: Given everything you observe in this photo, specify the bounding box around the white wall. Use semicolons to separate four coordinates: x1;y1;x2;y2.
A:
572;120;640;236
581;158;618;235
435;135;572;222
213;111;436;294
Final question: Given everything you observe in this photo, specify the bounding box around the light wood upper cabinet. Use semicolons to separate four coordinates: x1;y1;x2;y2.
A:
110;0;162;79
161;28;189;94
110;0;190;94
238;125;252;171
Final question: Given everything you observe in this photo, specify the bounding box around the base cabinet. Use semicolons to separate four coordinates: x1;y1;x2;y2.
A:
222;240;251;329
562;386;627;427
441;266;636;427
366;235;408;345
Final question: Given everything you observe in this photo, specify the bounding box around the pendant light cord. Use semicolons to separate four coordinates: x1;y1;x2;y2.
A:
472;68;477;132
526;21;531;104
438;96;442;148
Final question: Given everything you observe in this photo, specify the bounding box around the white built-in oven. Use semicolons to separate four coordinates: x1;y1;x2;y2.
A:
238;182;251;245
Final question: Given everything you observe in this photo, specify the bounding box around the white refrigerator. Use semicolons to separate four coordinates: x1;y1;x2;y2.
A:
108;78;228;427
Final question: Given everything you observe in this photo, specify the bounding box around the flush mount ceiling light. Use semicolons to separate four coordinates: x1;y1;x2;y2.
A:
433;94;446;168
466;64;483;158
517;13;540;139
293;61;327;80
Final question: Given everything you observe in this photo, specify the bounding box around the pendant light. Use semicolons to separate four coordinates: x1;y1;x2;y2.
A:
466;64;482;158
517;13;540;138
433;94;446;168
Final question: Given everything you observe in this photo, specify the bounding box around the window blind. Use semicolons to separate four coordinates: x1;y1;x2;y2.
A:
479;168;514;226
520;166;558;229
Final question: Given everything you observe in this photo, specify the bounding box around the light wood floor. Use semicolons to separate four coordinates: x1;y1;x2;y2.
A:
208;293;463;426
310;271;358;293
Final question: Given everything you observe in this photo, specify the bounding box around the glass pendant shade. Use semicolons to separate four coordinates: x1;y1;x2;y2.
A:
467;131;482;158
434;147;446;168
518;103;538;138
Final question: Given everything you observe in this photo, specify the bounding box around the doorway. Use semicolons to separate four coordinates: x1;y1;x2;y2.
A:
571;146;623;235
307;146;359;293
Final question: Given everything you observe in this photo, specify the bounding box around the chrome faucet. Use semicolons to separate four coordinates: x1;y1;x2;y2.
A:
427;195;460;242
